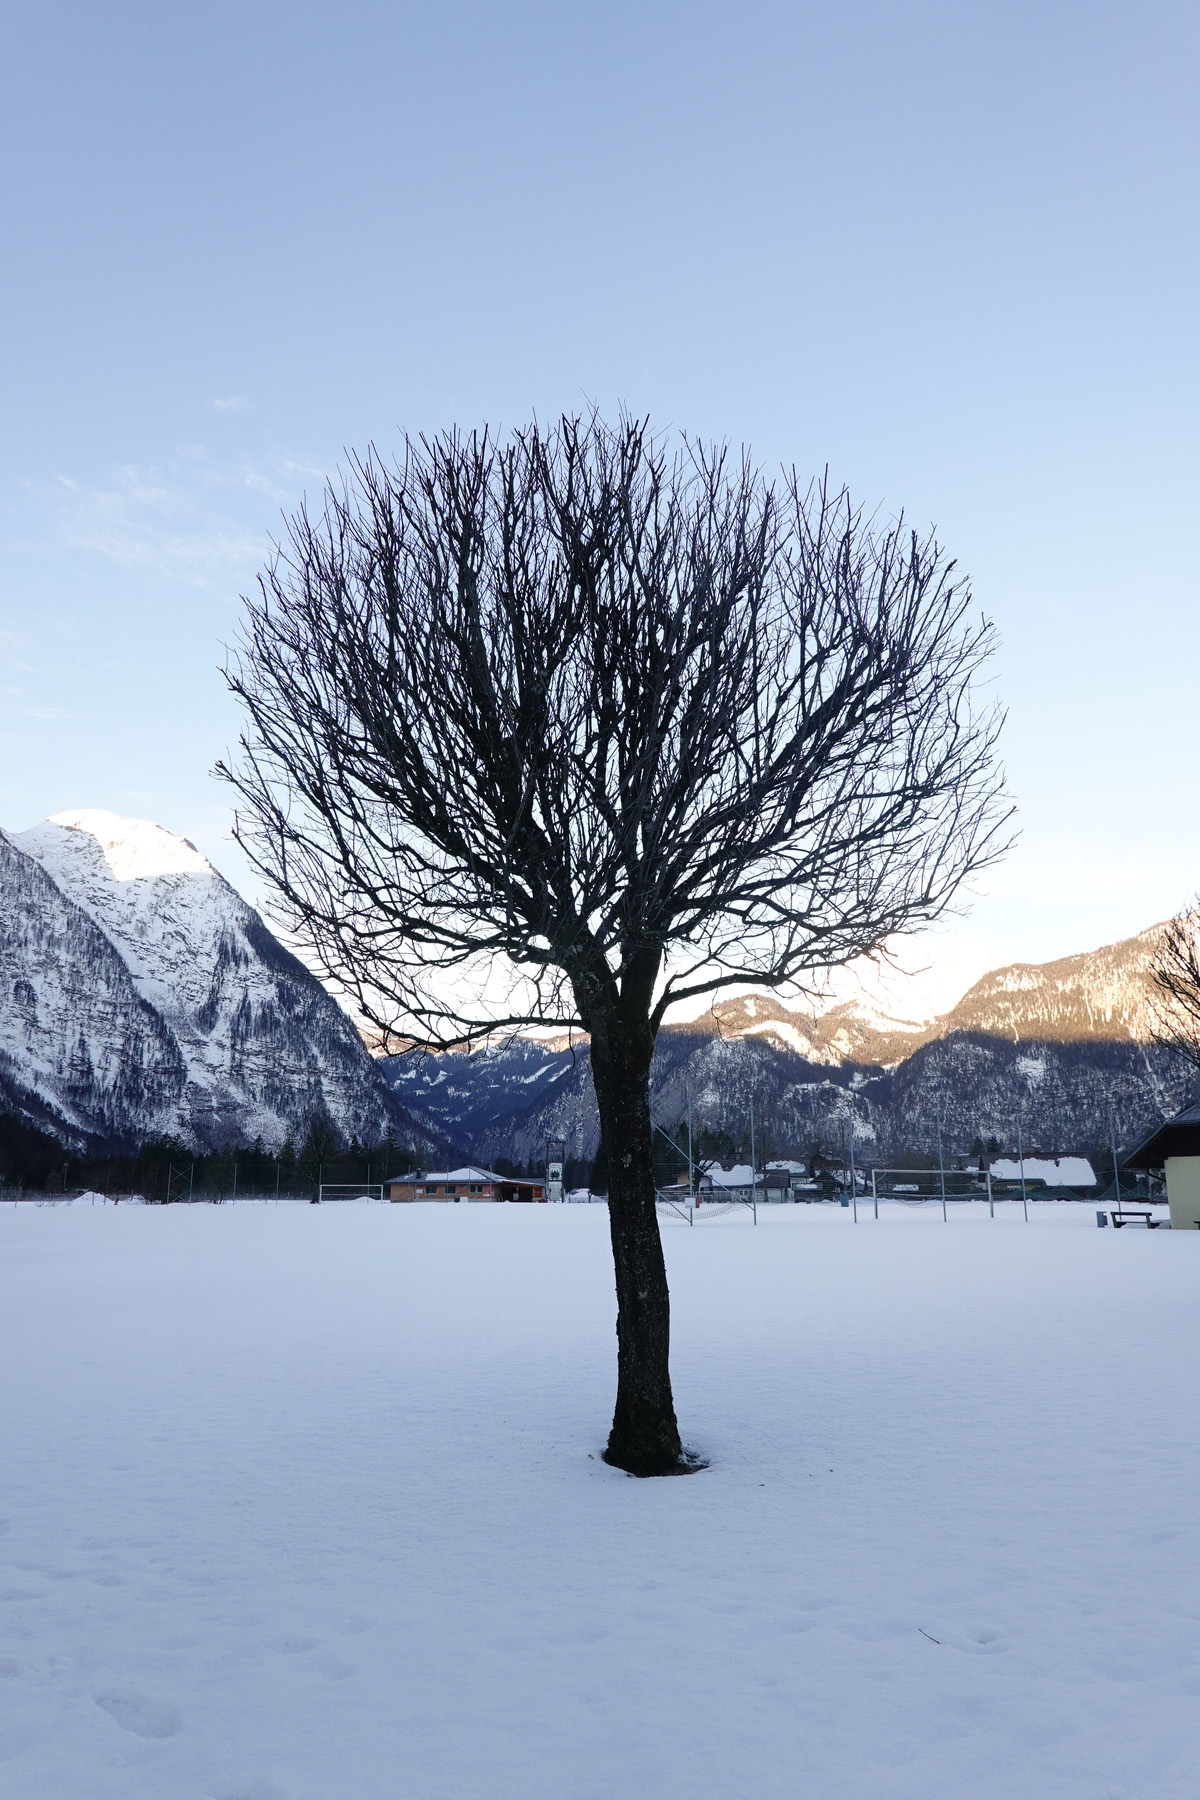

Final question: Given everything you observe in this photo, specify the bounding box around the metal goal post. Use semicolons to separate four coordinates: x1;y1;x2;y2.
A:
869;1166;1011;1221
316;1183;386;1203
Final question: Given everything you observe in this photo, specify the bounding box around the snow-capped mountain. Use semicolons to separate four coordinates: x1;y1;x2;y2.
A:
934;926;1167;1045
384;924;1189;1166
1;810;416;1152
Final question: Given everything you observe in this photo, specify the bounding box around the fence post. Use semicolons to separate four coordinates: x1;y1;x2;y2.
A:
987;1167;993;1218
873;1168;878;1219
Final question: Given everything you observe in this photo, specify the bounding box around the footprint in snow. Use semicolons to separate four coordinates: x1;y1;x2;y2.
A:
94;1689;180;1738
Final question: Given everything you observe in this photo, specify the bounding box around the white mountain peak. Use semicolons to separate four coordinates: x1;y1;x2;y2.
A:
43;809;213;882
3;806;405;1153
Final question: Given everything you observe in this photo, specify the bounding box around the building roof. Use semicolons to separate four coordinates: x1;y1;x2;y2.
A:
1124;1103;1200;1169
391;1166;510;1185
707;1164;755;1188
988;1156;1096;1188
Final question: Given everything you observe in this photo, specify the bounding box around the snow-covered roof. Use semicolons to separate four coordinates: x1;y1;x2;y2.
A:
707;1164;755;1188
988;1157;1096;1188
394;1166;534;1184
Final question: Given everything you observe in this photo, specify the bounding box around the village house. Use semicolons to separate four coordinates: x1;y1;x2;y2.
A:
386;1165;547;1203
1126;1103;1200;1228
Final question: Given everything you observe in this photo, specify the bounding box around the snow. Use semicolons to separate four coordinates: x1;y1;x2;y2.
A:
45;809;213;880
6;811;394;1150
0;1201;1195;1799
19;812;240;1024
989;1156;1097;1187
407;1165;506;1183
707;1161;755;1187
741;1018;818;1055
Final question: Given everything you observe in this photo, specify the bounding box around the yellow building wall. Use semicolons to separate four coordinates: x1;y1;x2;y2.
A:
1164;1156;1200;1229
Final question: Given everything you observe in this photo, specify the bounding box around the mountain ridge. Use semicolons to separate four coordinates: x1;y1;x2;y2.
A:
1;810;425;1154
382;923;1187;1167
4;805;1185;1167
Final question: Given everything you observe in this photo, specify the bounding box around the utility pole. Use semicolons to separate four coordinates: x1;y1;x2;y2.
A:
687;1087;694;1201
937;1112;947;1221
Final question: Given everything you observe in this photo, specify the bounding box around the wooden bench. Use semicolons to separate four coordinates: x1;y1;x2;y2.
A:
1110;1208;1165;1228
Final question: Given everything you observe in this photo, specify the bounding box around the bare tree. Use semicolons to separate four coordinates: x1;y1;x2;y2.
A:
1151;905;1200;1072
218;414;1009;1474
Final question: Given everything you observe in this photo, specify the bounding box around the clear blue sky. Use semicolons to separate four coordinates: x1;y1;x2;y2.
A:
3;0;1197;971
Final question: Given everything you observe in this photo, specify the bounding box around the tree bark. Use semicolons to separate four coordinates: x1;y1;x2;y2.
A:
587;996;685;1475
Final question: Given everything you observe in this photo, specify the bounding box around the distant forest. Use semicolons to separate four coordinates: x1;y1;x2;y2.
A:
0;1111;421;1201
0;1109;592;1199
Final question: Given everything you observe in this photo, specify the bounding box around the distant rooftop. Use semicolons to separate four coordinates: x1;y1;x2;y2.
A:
393;1166;509;1184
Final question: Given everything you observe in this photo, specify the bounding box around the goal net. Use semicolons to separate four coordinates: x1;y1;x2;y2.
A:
316;1183;386;1203
869;1167;991;1204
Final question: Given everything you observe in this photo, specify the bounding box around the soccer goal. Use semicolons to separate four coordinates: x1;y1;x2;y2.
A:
655;1188;758;1227
868;1166;1011;1220
316;1183;386;1203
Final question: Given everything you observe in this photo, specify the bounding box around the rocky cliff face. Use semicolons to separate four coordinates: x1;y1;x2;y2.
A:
1;811;417;1153
383;925;1190;1167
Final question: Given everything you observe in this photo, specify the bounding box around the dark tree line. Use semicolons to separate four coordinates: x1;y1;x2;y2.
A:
220;412;1009;1473
0;1115;418;1200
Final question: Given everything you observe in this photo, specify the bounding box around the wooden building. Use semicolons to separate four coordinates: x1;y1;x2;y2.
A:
386;1165;546;1203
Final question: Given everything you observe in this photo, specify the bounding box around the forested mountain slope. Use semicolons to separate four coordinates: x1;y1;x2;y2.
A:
384;925;1189;1167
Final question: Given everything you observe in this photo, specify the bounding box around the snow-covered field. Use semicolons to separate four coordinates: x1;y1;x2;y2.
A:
1;1201;1196;1799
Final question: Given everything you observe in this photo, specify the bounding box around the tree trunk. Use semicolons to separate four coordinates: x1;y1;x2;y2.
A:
587;998;685;1475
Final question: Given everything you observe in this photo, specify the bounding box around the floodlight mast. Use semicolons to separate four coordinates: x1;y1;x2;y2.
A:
937;1113;947;1222
546;1138;565;1204
847;1101;857;1223
687;1089;694;1202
